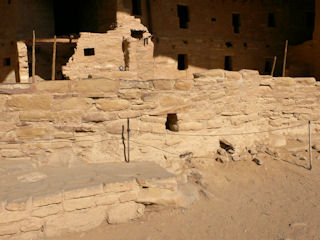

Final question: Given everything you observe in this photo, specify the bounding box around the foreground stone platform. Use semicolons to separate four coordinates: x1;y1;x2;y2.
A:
0;162;196;239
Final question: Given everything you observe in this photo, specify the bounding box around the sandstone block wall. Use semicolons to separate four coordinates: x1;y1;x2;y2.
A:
0;70;319;173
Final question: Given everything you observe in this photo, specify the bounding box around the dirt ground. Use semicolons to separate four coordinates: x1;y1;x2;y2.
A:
58;149;320;240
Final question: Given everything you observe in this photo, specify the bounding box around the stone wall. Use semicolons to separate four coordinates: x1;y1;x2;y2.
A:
0;70;319;173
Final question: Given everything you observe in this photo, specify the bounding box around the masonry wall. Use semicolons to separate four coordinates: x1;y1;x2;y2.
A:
0;70;319;171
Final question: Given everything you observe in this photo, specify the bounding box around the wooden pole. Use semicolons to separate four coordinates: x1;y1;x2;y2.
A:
51;35;57;81
271;56;277;77
282;40;288;77
309;120;312;170
127;118;130;163
32;30;36;83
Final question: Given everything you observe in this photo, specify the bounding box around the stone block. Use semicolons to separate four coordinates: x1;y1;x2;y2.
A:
174;80;193;91
0;96;7;111
118;89;142;99
106;201;145;224
95;193;119;206
103;180;138;193
53;98;92;111
20;218;44;232
36;81;70;93
17;127;46;139
72;79;119;94
0;149;25;158
274;77;296;86
225;71;242;81
19;112;56;122
33;193;62;207
5;198;30;211
295;77;316;85
152;80;174;90
159;95;186;107
0;210;29;224
96;99;130;111
0;223;20;237
7;95;52;111
119;191;138;203
32;204;62;218
207;119;225;129
193;69;225;79
63;197;96;212
64;184;104;200
45;207;107;237
179;122;203;131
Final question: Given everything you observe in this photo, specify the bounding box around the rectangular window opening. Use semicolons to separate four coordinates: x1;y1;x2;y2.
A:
178;54;188;70
131;30;144;39
306;11;315;28
8;0;11;4
177;5;190;29
268;13;276;27
232;14;240;33
3;57;11;67
132;0;142;16
224;56;232;71
84;48;95;56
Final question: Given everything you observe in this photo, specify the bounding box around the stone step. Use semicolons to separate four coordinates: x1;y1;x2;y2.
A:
0;161;197;239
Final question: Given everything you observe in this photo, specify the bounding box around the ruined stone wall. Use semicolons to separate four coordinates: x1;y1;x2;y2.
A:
0;70;319;173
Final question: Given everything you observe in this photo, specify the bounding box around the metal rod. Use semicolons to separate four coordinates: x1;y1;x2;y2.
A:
282;40;288;77
32;30;36;83
271;56;277;76
127;118;130;163
309;120;312;170
51;35;57;81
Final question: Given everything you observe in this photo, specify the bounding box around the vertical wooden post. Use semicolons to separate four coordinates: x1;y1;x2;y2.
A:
127;118;130;163
309;120;312;170
282;40;288;77
271;56;277;77
32;30;36;83
51;35;57;81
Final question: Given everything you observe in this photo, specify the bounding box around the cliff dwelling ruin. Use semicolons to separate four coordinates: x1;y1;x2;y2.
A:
0;0;320;239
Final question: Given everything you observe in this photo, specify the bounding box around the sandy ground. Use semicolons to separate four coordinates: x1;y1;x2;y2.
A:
58;149;320;240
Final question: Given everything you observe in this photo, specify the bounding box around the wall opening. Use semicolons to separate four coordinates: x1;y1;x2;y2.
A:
177;54;188;70
122;39;130;71
3;58;11;67
305;11;315;27
224;56;232;71
226;42;233;48
232;14;240;33
166;114;179;132
84;48;95;56
264;58;273;74
268;13;276;27
177;5;190;29
131;30;144;39
132;0;142;16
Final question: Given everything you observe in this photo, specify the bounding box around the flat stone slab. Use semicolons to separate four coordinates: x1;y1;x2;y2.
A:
0;161;175;203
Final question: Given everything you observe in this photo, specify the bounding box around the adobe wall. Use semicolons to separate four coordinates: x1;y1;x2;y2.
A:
0;70;319;173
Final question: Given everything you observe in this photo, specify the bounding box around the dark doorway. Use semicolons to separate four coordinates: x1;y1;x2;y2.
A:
177;5;190;29
132;0;142;15
224;56;232;70
264;58;273;74
268;13;276;27
166;114;179;132
232;14;240;33
178;54;188;70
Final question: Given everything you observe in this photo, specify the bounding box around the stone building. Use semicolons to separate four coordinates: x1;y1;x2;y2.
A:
0;0;316;83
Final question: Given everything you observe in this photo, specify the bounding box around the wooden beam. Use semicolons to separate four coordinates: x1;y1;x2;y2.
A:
32;30;36;83
52;35;57;81
271;56;277;77
282;40;288;77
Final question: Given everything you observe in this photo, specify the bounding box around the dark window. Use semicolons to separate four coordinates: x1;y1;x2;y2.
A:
84;48;95;56
211;17;216;22
166;114;179;132
224;56;232;71
226;42;233;48
3;58;10;66
132;0;142;16
178;54;188;70
8;0;11;4
131;30;144;39
306;11;315;27
177;5;189;29
232;14;240;33
268;13;276;27
264;58;273;74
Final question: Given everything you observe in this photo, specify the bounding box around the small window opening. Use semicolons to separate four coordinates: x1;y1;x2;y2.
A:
268;13;276;27
211;17;216;22
3;58;11;66
224;56;232;71
178;54;188;70
28;63;32;77
8;0;11;4
84;48;95;56
132;0;142;16
166;114;179;132
131;30;144;39
225;42;233;48
177;5;190;29
244;42;248;48
183;40;188;44
232;14;240;33
264;58;273;74
122;39;130;71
